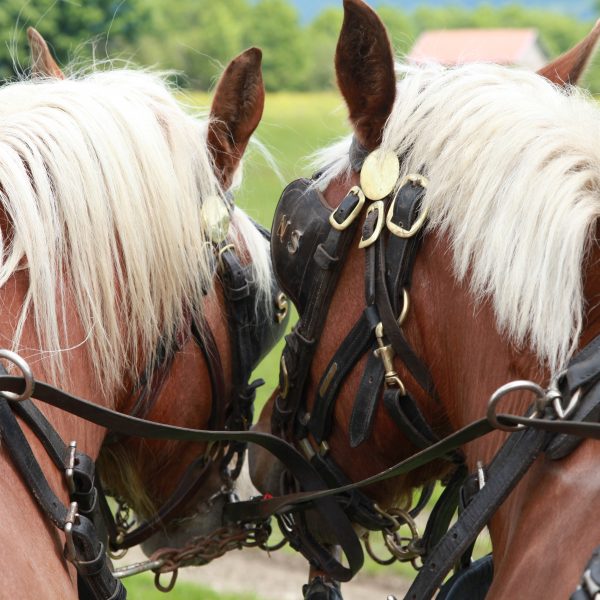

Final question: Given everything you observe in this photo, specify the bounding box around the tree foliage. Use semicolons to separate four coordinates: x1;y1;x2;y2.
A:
0;0;599;93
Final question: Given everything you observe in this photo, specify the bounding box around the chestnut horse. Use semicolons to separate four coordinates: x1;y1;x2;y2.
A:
0;31;286;599
251;2;600;599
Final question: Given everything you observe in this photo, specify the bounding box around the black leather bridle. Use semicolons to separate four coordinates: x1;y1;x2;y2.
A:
239;137;600;600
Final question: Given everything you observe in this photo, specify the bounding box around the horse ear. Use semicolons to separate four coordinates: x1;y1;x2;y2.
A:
537;21;600;86
207;47;265;190
27;27;64;79
335;0;396;150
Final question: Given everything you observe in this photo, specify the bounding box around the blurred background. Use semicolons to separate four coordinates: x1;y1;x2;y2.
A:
4;0;597;598
2;0;600;90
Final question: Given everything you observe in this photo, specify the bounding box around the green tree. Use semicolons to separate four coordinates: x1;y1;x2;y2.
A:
245;0;308;91
0;0;152;79
305;7;342;89
138;0;251;89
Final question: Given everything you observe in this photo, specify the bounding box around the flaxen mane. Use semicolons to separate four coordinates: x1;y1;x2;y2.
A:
313;62;600;374
0;69;272;393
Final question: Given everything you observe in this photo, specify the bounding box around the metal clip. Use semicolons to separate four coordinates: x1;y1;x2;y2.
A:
65;441;77;495
476;461;486;490
374;323;406;395
63;502;79;564
279;355;289;399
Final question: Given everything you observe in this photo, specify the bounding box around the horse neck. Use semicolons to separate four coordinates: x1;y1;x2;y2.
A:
410;232;600;598
0;273;127;598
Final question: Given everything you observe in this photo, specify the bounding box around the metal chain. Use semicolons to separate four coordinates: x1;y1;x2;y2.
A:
149;522;273;573
114;519;283;592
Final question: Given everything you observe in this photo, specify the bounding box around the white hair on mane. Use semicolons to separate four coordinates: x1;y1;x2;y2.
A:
0;69;272;393
313;62;600;375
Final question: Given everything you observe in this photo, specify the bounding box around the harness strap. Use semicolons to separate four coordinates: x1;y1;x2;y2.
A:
0;397;125;599
405;426;548;600
309;309;377;444
0;374;364;582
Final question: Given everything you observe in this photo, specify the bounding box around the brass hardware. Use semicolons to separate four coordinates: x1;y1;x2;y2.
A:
275;292;288;324
202;195;231;243
319;363;338;397
287;230;302;254
358;200;386;249
217;243;235;270
329;186;366;231
398;288;410;327
280;355;289;399
386;174;429;239
276;214;291;242
299;438;316;459
374;323;406;394
319;441;330;456
360;149;400;201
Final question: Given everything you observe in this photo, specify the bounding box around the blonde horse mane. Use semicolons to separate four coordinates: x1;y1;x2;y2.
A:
0;69;272;394
313;61;600;375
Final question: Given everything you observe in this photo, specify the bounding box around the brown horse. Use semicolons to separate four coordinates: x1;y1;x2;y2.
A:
251;2;600;599
0;30;286;599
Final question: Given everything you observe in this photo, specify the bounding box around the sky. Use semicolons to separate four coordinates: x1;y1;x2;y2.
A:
289;0;595;23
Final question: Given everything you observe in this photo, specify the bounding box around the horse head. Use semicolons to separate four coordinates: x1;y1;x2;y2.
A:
0;31;287;598
251;2;600;598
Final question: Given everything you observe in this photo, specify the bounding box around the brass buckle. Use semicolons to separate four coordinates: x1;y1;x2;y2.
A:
386;174;429;239
358;200;386;249
329;186;366;231
275;292;289;324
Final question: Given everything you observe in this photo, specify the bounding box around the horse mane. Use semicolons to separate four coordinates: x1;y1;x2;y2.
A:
313;61;600;376
0;69;272;394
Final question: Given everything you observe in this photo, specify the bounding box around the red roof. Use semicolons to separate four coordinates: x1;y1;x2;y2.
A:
409;29;539;66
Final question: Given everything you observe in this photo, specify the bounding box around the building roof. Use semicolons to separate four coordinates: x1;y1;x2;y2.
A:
409;29;541;66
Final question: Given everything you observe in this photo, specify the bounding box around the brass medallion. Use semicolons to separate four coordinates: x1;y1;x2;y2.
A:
360;148;400;201
202;195;231;242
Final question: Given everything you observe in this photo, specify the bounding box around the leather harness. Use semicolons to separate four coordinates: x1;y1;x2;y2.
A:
250;137;600;599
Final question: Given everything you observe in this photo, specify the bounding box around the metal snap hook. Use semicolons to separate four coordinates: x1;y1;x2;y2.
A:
0;349;34;402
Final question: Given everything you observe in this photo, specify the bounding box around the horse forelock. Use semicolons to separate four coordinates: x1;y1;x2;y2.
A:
313;61;600;376
0;69;272;395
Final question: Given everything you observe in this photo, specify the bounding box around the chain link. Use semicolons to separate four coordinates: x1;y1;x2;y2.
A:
149;522;273;574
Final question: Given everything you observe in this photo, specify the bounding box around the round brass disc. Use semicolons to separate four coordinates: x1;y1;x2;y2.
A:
202;194;231;242
360;149;400;201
